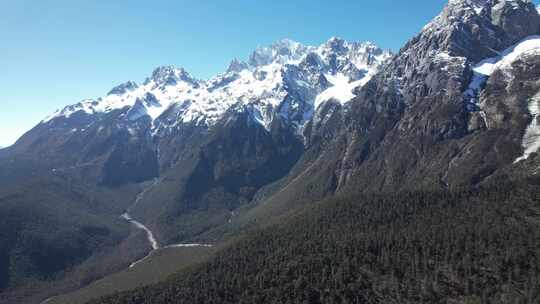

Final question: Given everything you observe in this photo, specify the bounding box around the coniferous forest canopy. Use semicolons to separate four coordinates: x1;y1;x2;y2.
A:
92;180;540;304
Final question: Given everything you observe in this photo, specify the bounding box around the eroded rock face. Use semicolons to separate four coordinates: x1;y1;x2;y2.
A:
490;0;540;44
281;0;540;194
483;52;540;130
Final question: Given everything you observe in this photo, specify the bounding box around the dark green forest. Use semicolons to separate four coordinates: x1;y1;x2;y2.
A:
91;179;540;304
0;173;147;304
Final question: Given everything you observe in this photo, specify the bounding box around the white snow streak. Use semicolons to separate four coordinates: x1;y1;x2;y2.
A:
515;92;540;163
465;36;540;127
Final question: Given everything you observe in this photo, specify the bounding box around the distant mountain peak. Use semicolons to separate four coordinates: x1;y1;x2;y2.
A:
322;37;348;51
226;58;249;74
43;38;392;132
108;81;139;96
146;65;199;86
248;38;308;67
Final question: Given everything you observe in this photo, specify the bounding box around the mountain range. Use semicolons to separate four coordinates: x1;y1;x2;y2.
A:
1;0;540;303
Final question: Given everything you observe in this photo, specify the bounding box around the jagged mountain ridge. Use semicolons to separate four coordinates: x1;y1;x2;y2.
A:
43;38;391;134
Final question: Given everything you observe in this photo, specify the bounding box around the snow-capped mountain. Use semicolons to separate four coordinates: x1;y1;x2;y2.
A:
43;38;391;134
12;0;540;192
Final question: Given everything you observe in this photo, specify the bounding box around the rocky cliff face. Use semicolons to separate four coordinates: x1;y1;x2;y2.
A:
338;0;540;189
240;0;540;222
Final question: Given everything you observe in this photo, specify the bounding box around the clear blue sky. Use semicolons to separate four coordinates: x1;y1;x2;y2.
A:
0;0;538;147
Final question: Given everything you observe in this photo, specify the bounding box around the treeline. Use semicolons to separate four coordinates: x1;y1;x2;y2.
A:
92;181;540;304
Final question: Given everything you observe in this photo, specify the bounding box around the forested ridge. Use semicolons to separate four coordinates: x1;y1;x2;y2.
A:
91;179;540;304
0;175;145;304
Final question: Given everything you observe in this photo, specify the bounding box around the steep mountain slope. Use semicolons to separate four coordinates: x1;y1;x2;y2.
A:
229;0;540;229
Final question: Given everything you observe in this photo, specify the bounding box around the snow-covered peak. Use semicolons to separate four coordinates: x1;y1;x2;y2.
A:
441;0;535;19
145;66;199;87
418;0;540;66
108;81;139;96
248;39;309;67
43;38;392;134
320;37;349;54
448;0;489;8
243;37;391;72
425;0;487;32
446;0;531;11
226;58;249;73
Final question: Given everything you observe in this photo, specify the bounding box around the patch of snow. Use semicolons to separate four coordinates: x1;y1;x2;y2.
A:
127;128;138;136
314;73;367;109
471;36;540;79
465;35;540;127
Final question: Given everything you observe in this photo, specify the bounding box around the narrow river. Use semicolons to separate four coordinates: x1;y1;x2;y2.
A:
121;179;212;268
40;179;213;303
121;178;160;267
121;213;159;250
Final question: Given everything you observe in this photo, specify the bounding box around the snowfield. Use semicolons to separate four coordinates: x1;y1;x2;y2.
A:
465;36;540;106
462;35;540;150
